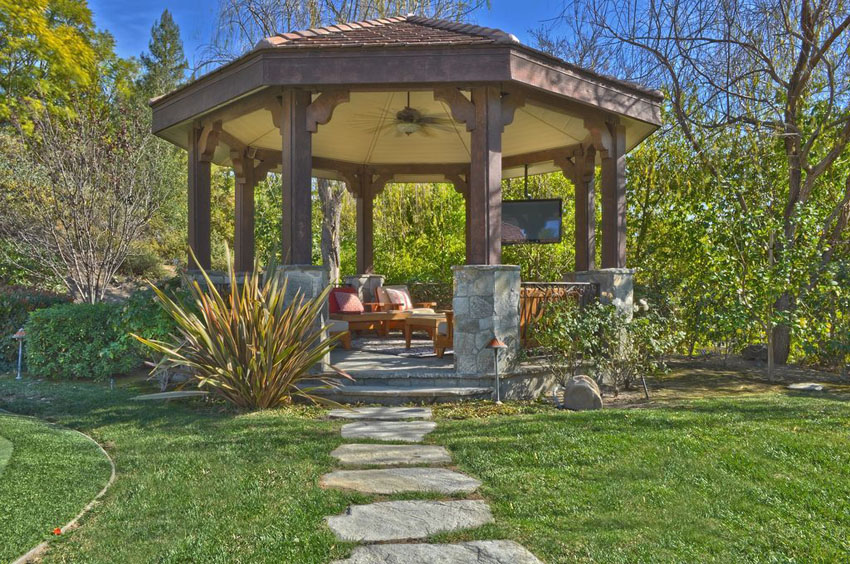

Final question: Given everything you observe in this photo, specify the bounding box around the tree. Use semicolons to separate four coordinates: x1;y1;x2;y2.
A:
199;0;489;279
541;0;850;364
0;0;98;123
0;94;163;302
138;10;188;98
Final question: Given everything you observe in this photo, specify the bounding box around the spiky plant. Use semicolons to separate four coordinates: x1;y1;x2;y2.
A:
134;249;348;408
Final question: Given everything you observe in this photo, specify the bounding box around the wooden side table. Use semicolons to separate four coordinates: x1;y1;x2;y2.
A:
403;314;447;348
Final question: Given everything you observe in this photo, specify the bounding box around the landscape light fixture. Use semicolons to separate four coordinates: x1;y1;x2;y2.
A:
487;337;508;404
12;328;25;380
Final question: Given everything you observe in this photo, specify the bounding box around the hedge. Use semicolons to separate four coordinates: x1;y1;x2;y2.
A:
0;286;71;369
25;302;137;380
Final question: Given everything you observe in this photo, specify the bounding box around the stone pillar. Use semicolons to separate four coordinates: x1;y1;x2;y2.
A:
343;274;385;303
566;268;635;319
452;265;520;377
275;265;331;371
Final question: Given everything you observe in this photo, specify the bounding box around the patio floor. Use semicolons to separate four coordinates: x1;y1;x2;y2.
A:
329;337;454;378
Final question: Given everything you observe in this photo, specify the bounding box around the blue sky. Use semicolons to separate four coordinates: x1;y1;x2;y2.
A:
88;0;562;69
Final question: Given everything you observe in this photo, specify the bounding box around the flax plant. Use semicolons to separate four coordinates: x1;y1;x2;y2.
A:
135;249;348;408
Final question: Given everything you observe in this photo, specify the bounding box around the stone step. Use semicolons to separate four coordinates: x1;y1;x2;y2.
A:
318;384;492;405
340;420;436;443
321;467;481;495
331;443;452;467
326;500;493;542
327;406;432;420
331;540;543;564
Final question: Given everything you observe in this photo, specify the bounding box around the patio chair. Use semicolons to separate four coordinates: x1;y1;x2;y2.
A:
375;285;438;333
328;286;409;337
433;311;453;358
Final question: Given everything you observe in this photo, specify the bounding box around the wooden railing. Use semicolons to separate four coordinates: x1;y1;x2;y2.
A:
520;282;598;347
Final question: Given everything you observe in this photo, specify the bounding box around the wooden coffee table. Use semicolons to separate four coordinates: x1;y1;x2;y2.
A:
403;313;447;348
330;311;410;336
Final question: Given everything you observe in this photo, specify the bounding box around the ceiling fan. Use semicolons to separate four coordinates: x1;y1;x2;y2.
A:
354;92;455;137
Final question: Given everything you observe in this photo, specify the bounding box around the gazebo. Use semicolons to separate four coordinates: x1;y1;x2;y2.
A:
150;15;662;379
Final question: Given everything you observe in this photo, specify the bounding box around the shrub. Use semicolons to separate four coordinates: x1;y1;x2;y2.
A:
0;286;71;369
135;250;349;409
25;302;136;380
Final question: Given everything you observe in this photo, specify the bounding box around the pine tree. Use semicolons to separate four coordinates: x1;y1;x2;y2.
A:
139;10;187;98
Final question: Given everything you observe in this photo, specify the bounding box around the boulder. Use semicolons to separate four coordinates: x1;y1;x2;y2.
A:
562;377;603;411
787;382;825;392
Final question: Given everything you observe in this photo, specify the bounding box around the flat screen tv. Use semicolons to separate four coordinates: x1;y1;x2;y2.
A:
502;199;563;245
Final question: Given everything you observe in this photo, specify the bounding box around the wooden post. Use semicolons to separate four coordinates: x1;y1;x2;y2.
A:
188;125;217;270
468;86;503;265
280;89;313;265
232;151;256;272
601;121;626;268
572;147;596;271
355;167;375;275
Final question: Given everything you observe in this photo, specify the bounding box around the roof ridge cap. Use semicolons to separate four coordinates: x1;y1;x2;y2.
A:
404;14;520;44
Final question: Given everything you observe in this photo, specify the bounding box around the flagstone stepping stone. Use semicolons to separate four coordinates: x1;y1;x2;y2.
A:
327;500;493;542
787;382;825;392
331;540;543;564
131;391;209;401
327;406;432;420
340;420;436;442
321;467;481;494
331;443;452;466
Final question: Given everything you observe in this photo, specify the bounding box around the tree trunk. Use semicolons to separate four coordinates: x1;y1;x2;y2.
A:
772;292;793;365
317;178;344;284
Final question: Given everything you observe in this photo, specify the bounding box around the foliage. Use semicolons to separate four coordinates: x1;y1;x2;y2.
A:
25;301;136;379
533;298;681;394
0;413;112;563
138;9;187;98
135;250;347;409
104;281;183;364
0;285;70;368
530;298;605;387
0;0;98;123
0;90;164;302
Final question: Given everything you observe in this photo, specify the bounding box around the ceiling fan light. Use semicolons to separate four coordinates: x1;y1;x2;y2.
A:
396;121;421;135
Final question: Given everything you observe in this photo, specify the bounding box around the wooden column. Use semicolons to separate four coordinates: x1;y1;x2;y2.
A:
601;121;627;268
572;147;596;271
355;167;375;275
232;151;256;272
468;86;503;265
188;124;218;270
281;89;313;265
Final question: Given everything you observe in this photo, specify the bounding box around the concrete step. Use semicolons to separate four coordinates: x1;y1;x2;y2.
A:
316;384;492;405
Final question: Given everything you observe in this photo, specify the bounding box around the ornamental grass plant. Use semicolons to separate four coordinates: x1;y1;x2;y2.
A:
135;249;347;409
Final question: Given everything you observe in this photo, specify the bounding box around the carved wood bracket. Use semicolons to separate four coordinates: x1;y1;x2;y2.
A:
306;90;350;133
500;90;526;132
198;121;221;162
447;173;469;198
434;87;476;132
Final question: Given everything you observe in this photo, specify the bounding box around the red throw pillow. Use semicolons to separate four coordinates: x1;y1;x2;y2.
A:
329;287;357;314
335;291;365;313
384;287;410;310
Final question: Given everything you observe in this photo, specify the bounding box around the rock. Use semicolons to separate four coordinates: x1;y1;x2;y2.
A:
787;382;825;392
330;443;452;466
562;378;603;411
572;374;601;395
741;344;768;361
326;500;493;542
331;540;543;564
340;420;436;442
320;467;481;494
327;407;432;420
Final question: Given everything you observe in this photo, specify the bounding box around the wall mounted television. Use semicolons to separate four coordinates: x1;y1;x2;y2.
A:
501;199;563;245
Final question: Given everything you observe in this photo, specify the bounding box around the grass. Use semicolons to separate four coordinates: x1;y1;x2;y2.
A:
0;376;366;563
431;393;850;563
1;367;849;563
0;412;112;562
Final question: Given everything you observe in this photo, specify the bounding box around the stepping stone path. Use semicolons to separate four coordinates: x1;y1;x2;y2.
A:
322;406;543;563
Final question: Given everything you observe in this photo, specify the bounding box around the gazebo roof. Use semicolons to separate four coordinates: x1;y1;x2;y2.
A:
151;15;663;182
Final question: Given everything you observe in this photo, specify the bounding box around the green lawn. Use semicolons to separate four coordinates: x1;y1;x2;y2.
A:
432;394;850;563
0;412;112;562
1;373;849;563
